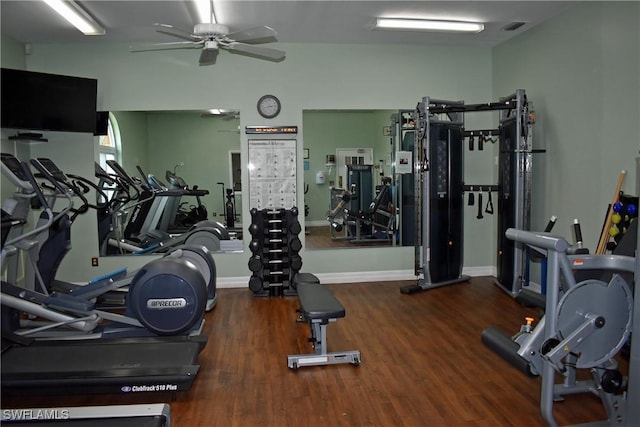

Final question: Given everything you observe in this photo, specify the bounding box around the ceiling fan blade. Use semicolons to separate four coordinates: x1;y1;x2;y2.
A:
199;48;219;66
226;26;278;44
226;42;286;61
130;41;202;52
154;23;199;41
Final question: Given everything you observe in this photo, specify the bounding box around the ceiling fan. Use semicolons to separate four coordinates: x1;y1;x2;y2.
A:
131;23;286;66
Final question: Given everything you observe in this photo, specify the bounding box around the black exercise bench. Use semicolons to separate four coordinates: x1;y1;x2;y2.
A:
287;274;361;369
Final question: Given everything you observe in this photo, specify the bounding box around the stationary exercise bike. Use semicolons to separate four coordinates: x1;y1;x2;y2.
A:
217;182;237;229
482;226;636;426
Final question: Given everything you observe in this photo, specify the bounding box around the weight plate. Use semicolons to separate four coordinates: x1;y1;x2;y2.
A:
555;276;632;368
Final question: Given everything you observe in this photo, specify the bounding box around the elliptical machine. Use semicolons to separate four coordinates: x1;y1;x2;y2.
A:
21;156;217;311
1;154;212;339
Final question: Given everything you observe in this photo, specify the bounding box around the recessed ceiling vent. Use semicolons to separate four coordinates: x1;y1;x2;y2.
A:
503;22;526;31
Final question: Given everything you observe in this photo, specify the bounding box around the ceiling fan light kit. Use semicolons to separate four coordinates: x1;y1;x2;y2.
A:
374;18;484;33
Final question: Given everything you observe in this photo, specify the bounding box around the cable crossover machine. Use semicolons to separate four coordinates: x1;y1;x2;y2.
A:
399;89;541;294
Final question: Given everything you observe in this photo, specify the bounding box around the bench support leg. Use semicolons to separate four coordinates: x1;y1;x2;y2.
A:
287;319;361;369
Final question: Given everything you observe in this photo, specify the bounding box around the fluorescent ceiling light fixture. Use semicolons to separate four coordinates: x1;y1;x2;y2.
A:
374;18;484;33
194;0;216;24
42;0;105;35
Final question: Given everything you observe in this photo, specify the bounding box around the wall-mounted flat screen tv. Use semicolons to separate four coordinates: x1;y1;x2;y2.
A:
1;68;98;134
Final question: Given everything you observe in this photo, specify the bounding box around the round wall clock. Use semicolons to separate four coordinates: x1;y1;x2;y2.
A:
257;94;281;119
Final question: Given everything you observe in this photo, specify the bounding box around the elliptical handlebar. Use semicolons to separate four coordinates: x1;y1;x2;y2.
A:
3;161;56;248
31;158;87;220
66;173;110;211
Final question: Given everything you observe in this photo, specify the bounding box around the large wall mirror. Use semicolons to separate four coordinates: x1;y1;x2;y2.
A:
303;109;413;251
98;109;243;256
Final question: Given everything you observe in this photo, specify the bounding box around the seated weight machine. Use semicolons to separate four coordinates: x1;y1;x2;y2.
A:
327;179;394;244
482;227;639;426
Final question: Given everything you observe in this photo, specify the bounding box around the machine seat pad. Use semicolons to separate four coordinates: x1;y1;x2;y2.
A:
297;283;345;320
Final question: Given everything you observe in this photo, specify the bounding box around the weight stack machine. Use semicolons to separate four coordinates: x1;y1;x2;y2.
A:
495;90;535;295
401;90;535;295
401;97;470;293
248;207;303;297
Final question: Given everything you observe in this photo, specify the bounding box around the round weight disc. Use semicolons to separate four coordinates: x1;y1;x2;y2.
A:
166;245;217;304
192;220;229;238
555;276;633;368
249;275;263;293
184;229;221;252
129;257;207;335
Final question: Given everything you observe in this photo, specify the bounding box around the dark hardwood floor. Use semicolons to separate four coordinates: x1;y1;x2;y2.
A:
2;278;612;426
305;225;393;249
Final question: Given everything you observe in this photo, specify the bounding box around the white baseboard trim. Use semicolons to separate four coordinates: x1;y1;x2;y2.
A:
217;265;497;288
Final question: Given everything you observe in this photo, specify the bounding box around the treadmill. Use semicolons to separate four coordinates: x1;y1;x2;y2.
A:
1;335;207;397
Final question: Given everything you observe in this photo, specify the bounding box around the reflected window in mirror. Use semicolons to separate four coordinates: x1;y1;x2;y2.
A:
229;151;241;193
98;113;122;171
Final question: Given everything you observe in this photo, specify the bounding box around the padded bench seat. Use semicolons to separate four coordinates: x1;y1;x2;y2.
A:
287;279;361;370
296;282;345;320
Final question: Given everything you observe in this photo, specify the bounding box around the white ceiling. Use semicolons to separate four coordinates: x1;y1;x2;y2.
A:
0;1;578;48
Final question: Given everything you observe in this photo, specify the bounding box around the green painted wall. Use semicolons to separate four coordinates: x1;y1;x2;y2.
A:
111;111;149;172
10;40;492;283
146;111;240;216
492;2;640;248
1;34;25;70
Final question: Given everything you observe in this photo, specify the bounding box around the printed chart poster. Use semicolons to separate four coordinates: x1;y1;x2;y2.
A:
248;139;297;210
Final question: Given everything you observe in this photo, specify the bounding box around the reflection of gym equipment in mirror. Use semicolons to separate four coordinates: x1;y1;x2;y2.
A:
399;89;541;295
326;165;394;244
98;160;231;255
98;109;243;256
216;181;242;240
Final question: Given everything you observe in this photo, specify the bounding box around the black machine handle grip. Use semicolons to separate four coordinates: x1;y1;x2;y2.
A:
573;219;584;245
478;135;484;151
544;215;557;232
20;162;49;210
485;190;494;214
476;193;484;219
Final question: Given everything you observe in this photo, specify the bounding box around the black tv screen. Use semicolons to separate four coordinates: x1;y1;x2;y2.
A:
1;68;98;134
